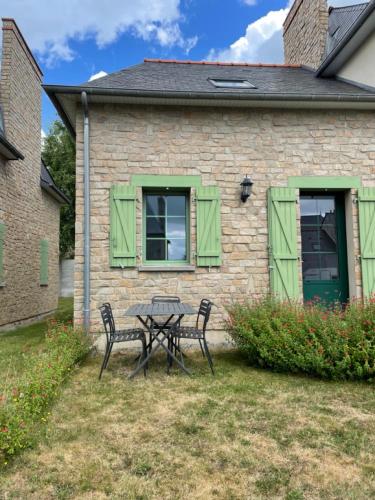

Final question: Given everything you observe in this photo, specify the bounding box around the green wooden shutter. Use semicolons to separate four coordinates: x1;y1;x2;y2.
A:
0;223;5;285
40;239;49;285
196;186;221;266
358;187;375;298
110;185;137;267
268;187;299;301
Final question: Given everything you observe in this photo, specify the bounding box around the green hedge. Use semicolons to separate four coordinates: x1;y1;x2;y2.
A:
226;297;375;381
0;322;89;462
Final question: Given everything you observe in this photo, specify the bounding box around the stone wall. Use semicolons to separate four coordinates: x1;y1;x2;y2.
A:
74;103;375;336
284;0;329;69
0;19;60;329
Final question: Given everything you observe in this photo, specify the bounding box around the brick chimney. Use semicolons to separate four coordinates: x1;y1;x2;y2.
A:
283;0;329;69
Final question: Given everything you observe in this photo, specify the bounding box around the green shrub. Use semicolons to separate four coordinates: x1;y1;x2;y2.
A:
0;322;89;461
226;297;375;381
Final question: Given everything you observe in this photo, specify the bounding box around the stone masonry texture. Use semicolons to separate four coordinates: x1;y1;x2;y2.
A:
74;103;375;336
284;0;329;69
0;19;61;329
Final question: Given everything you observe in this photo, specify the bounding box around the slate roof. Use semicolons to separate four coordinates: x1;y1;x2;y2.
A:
40;160;70;204
326;3;369;56
79;59;374;97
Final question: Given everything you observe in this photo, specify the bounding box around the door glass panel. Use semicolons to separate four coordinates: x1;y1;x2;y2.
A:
320;254;339;280
319;227;337;252
301;194;339;282
302;227;319;252
302;254;321;281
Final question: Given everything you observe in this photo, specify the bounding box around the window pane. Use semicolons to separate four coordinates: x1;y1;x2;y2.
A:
167;195;186;216
302;254;320;281
320;254;339;280
301;197;318;225
302;226;319;253
146;240;165;260
317;197;335;221
319;227;337;252
167;217;186;238
146;217;165;238
167;239;186;261
146;195;165;216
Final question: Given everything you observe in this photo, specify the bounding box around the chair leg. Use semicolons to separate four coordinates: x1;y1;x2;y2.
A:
104;342;113;369
99;343;110;380
198;339;205;358
142;339;147;377
203;339;214;375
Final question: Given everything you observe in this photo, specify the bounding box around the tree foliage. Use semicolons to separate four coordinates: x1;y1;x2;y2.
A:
42;120;75;258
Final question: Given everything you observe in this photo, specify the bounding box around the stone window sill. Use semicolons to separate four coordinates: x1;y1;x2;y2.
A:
138;265;196;272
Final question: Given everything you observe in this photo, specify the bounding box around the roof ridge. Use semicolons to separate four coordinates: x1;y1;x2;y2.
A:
143;58;301;68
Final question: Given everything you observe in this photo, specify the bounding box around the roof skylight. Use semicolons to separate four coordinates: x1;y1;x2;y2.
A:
208;78;256;89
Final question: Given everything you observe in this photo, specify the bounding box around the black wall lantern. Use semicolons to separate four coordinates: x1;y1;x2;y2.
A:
240;176;253;203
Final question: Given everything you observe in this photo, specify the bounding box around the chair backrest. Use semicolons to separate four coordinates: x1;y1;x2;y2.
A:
151;296;181;304
196;299;213;333
99;303;116;339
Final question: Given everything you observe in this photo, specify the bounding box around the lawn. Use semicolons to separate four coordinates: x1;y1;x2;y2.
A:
1;341;375;498
0;298;73;387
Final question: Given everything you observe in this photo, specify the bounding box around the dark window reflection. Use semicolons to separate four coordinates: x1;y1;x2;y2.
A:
146;217;165;238
146;195;165;216
146;240;165;260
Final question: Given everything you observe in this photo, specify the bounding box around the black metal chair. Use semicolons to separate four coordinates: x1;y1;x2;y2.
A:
149;296;181;356
170;299;214;375
98;303;147;380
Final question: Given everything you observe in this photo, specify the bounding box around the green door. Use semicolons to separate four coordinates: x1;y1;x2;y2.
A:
301;192;349;305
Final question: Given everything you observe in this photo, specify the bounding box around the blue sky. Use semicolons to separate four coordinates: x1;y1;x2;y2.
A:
0;0;365;131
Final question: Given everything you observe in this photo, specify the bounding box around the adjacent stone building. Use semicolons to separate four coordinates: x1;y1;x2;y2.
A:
45;0;375;339
0;19;68;329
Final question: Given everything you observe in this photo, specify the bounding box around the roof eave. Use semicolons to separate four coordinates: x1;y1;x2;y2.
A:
40;178;70;204
317;1;375;77
44;84;375;138
0;135;24;160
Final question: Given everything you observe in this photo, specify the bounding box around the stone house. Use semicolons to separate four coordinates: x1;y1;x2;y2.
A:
45;0;375;339
0;19;68;330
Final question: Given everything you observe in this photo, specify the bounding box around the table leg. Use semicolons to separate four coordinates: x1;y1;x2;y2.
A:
128;315;191;379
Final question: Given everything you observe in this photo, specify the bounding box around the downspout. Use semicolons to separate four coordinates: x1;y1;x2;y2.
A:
81;91;90;332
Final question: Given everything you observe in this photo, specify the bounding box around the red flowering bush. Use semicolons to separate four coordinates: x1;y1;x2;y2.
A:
226;297;375;381
0;322;89;462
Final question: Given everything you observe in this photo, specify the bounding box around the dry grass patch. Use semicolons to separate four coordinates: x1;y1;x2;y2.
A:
0;350;375;499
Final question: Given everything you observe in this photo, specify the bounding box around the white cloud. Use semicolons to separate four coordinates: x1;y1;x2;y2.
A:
241;0;257;5
89;70;108;82
207;7;289;64
0;0;196;66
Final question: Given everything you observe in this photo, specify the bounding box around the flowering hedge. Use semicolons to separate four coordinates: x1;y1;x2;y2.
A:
0;322;89;462
226;297;375;381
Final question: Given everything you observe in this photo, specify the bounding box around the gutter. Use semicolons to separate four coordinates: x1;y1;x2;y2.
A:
81;91;90;333
0;134;24;160
40;178;70;204
316;0;375;77
44;84;375;135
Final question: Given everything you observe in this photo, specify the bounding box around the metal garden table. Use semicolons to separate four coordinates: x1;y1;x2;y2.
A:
124;302;196;379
